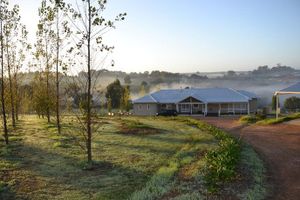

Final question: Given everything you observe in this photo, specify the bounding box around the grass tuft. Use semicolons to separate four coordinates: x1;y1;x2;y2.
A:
239;115;265;124
239;145;267;200
52;141;71;148
256;112;300;125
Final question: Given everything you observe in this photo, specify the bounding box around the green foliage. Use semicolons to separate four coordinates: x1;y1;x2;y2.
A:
174;117;241;192
239;114;265;124
121;85;131;111
271;95;277;110
284;96;300;111
0;180;15;200
30;72;55;117
105;79;124;109
203;138;240;191
257;112;300;125
106;79;132;111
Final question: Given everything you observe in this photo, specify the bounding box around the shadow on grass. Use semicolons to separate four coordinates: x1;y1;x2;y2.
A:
0;142;149;200
94;134;216;158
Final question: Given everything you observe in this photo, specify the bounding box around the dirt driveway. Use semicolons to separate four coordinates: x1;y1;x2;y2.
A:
198;117;300;200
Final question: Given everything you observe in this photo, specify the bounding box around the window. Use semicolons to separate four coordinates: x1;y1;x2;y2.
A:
147;104;150;110
181;104;190;112
233;103;247;111
193;104;199;108
166;104;173;109
138;105;142;110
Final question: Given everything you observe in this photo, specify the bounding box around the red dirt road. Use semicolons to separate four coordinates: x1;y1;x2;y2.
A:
199;117;300;200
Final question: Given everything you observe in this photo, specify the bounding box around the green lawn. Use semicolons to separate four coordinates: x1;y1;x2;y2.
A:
0;115;266;200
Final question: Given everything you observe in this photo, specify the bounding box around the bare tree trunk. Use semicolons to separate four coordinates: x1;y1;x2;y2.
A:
46;70;50;123
45;41;50;123
14;73;19;120
6;44;16;128
0;17;8;144
87;0;92;163
56;8;61;134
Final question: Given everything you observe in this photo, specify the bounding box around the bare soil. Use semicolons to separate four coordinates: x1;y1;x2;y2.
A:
118;122;162;135
284;119;300;126
198;116;300;200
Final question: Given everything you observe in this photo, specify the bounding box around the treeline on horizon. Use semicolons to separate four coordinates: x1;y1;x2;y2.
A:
18;63;299;96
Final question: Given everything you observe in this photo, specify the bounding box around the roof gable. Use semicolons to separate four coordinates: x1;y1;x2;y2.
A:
179;96;204;103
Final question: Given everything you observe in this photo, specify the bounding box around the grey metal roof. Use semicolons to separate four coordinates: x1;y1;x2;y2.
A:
133;88;254;104
133;95;157;103
237;90;258;99
280;82;300;92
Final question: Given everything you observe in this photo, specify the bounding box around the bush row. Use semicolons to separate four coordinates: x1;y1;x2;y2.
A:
176;118;241;192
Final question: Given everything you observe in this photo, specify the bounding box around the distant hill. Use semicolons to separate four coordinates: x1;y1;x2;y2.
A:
20;65;300;107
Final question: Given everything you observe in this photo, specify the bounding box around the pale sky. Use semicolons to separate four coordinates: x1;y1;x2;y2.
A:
11;0;300;73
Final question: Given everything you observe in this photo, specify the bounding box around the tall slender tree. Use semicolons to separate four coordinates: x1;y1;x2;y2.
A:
3;4;24;128
36;0;56;123
51;0;70;134
55;0;62;134
0;0;9;144
68;0;126;163
12;25;31;121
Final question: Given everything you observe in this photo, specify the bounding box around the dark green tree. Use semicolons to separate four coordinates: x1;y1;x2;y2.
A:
121;85;131;111
105;79;124;109
284;96;300;111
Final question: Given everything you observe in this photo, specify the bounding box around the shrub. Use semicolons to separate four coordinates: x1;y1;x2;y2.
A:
203;137;240;191
257;112;300;125
0;181;15;199
284;96;300;111
175;118;241;192
239;114;265;124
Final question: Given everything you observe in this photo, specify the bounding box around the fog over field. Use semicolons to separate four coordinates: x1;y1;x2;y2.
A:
28;64;298;107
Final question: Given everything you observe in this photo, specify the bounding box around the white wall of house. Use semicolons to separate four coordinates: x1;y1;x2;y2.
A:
133;103;158;116
133;100;257;116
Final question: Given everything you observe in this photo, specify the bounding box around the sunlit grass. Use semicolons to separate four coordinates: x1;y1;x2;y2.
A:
0;115;267;199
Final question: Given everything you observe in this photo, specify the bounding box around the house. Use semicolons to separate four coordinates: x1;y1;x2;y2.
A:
133;87;258;116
